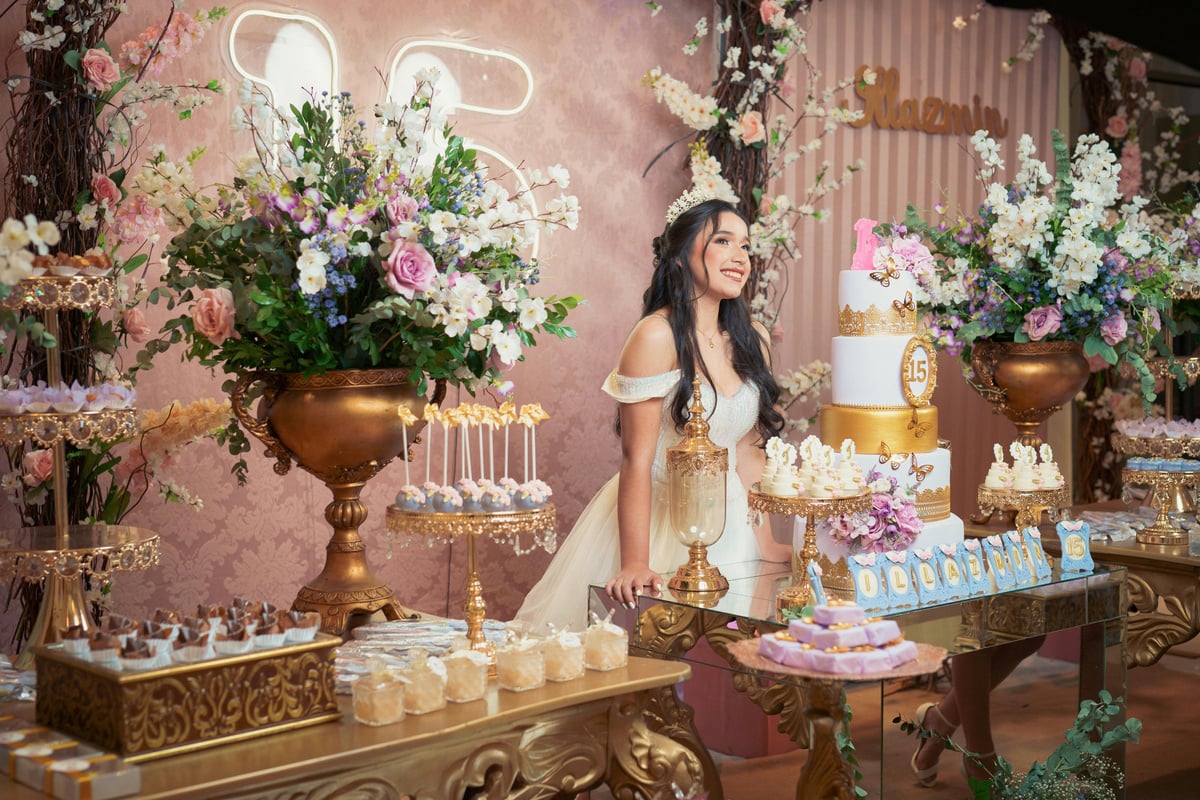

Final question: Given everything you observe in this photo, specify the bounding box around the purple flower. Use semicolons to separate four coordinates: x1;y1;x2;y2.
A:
1021;305;1062;341
1100;312;1128;346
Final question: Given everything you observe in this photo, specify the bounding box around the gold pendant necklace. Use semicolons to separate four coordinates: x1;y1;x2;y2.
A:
701;329;719;349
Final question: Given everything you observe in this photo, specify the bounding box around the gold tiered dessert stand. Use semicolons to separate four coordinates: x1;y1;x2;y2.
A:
385;505;557;663
976;485;1072;531
747;487;870;615
1;273;160;669
1113;433;1200;545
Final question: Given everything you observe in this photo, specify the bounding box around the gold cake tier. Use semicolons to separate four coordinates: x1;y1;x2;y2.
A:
819;405;938;454
838;302;919;336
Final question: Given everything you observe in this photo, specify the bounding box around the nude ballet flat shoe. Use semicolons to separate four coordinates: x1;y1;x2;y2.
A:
910;702;940;787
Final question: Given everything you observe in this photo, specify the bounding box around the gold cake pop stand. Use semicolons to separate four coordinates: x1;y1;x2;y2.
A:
747;487;871;616
386;505;557;666
976;485;1071;531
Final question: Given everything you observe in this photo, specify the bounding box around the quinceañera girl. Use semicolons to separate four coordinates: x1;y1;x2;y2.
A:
515;193;791;632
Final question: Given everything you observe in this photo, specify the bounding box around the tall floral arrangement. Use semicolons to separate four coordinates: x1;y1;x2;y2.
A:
642;0;861;432
127;71;580;403
893;129;1178;406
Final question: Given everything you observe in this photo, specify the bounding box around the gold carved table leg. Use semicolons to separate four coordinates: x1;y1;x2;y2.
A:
795;679;856;800
1126;571;1200;667
638;603;825;798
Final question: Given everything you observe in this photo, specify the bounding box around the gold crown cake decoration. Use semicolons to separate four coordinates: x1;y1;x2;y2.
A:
838;303;919;336
666;187;720;225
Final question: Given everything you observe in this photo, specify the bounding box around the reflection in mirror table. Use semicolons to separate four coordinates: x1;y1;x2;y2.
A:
590;560;1128;799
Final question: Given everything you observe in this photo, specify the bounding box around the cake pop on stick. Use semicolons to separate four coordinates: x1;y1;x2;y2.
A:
422;403;441;485
499;400;516;481
524;403;549;481
397;404;419;486
518;405;535;484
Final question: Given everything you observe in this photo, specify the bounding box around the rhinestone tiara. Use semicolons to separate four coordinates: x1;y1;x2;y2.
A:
665;187;720;226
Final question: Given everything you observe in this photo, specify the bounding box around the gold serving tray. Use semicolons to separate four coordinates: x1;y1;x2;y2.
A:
34;633;341;762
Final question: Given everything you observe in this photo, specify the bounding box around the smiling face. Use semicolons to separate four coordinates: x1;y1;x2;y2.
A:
688;211;751;301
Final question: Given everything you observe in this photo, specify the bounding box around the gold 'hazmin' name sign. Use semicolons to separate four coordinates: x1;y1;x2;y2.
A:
849;65;1009;138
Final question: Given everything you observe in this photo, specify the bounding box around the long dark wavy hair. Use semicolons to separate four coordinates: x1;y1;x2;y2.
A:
638;198;785;447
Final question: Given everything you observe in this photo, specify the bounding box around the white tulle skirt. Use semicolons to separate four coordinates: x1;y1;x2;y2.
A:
514;471;757;633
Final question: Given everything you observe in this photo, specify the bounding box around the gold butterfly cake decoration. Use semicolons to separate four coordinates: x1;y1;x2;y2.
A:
878;441;908;470
908;453;933;482
892;290;916;317
906;412;932;438
869;263;900;287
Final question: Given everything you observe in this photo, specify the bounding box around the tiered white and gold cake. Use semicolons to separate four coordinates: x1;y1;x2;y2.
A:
815;234;965;550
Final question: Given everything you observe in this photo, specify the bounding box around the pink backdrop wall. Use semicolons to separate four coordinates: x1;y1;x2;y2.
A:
0;0;1058;649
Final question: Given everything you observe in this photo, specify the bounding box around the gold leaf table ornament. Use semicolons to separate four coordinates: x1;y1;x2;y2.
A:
746;488;871;615
34;633;341;761
976;485;1072;531
386;505;558;661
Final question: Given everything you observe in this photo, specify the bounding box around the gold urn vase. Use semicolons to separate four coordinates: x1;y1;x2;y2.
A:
968;339;1090;447
232;368;444;635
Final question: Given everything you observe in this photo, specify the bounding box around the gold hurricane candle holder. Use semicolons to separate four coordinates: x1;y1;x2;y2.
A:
666;380;730;596
385;505;557;664
1119;468;1200;546
976;485;1071;532
746;488;871;616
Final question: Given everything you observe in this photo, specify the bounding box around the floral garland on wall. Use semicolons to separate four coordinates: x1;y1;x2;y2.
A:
644;0;868;431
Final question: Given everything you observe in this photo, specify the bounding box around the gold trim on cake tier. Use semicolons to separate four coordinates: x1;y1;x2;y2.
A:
819;405;938;453
915;485;951;521
838;303;919;336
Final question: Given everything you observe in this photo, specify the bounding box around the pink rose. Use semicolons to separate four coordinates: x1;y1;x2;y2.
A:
1021;305;1062;341
81;48;120;93
386;193;419;225
1127;57;1147;83
1086;351;1111;373
122;307;153;343
1119;141;1142;200
91;172;120;206
22;449;54;486
759;0;783;26
737;110;766;145
1105;114;1129;140
385;240;437;298
1100;312;1128;346
191;287;237;346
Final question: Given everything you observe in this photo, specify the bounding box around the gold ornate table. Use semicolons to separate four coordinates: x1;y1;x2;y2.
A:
590;560;1128;799
968;500;1200;667
0;656;706;799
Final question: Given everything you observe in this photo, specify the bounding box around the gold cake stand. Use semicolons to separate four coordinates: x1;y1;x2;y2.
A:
747;487;870;615
1119;468;1200;546
385;505;557;663
1112;434;1200;545
976;485;1071;531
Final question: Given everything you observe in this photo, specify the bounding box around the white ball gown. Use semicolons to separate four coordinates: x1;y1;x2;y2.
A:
514;368;761;632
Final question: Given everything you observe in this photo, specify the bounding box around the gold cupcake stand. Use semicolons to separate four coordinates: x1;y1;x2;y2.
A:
1;275;160;669
386;505;557;663
1112;433;1200;546
747;487;871;615
976;485;1072;531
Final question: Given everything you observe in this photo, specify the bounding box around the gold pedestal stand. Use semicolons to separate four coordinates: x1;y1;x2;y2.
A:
668;541;729;594
386;505;557;664
1;275;160;669
1112;433;1200;546
1119;468;1199;546
976;485;1071;531
747;487;870;616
